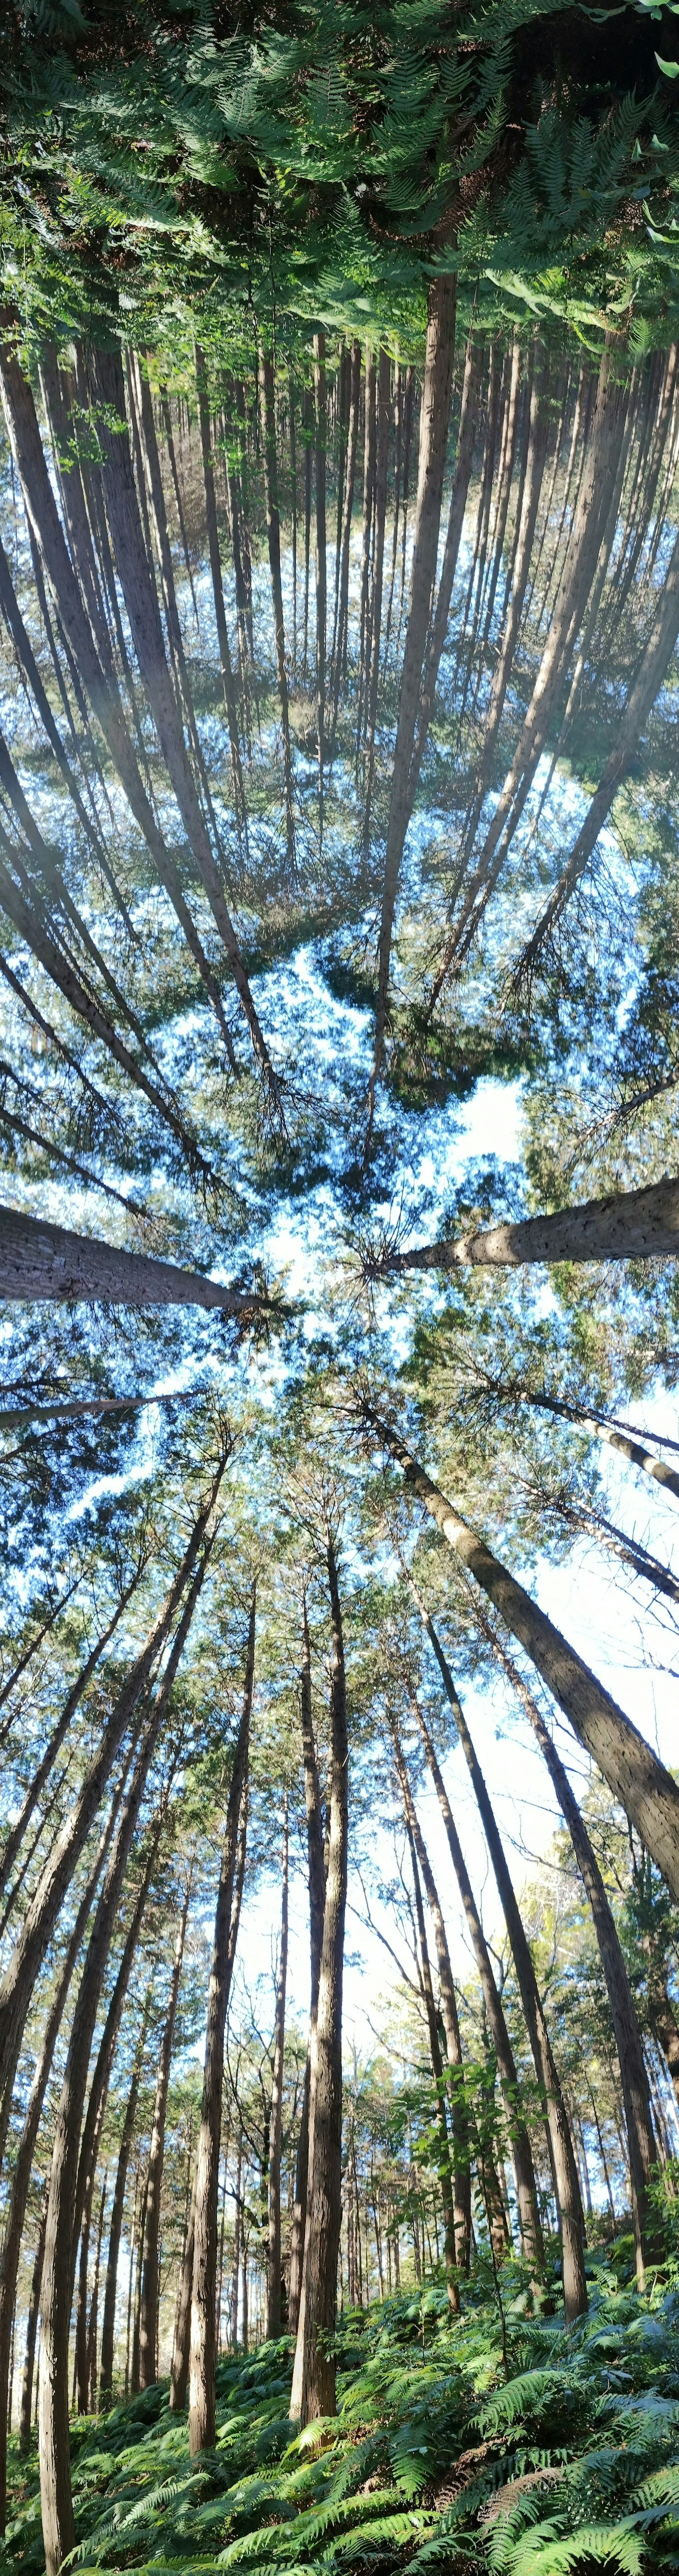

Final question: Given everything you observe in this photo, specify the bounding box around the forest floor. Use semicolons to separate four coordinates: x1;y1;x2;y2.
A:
4;2250;679;2576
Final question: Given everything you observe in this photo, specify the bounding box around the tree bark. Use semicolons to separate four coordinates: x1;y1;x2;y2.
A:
314;333;327;835
0;1566;143;1907
404;1680;544;2285
139;1873;192;2384
368;275;456;1115
0;1203;264;1313
257;350;295;869
38;1550;212;2576
482;1614;661;2286
396;1701;471;2273
0;1452;227;2116
378;1173;679;1275
86;2176;108;2412
405;1578;587;2319
290;1542;349;2423
267;1800;289;2337
289;1597;326;2334
99;1990;152;2404
17;2183;48;2461
390;1724;460;2313
170;2188;194;2410
188;1593;254;2454
368;1412;679;1906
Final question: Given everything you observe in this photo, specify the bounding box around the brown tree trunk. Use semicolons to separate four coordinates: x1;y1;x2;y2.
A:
0;1567;142;1906
257;349;295;869
0;1457;226;2116
194;348;246;829
369;1413;679;1906
17;2183;48;2459
170;2188;194;2410
0;1799;120;2525
188;1594;254;2454
289;1598;326;2334
368;276;456;1117
390;1725;460;2313
99;1991;152;2404
331;340;360;730
139;1874;192;2385
483;1616;661;2287
396;1703;471;2273
405;1579;587;2320
86;2176;108;2412
229;2130;242;2348
379;1173;679;1276
38;1552;211;2576
267;1801;289;2337
314;333;327;835
403;1681;544;2286
74;1822;165;2414
290;1543;349;2423
362;348;391;833
0;1203;264;1314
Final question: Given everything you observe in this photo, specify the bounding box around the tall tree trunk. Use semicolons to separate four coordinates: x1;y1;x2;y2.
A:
139;1872;192;2385
86;2176;108;2412
368;275;456;1120
0;1799;120;2526
290;1542;349;2423
267;1801;289;2337
368;1412;679;1905
17;2184;48;2459
395;1707;471;2273
0;1203;264;1314
188;1594;254;2454
483;1614;660;2287
403;1680;544;2285
289;1598;327;2334
390;1725;459;2313
257;350;295;869
229;2130;242;2348
491;1379;679;1511
314;333;327;837
74;1816;166;2415
362;349;391;836
331;340;360;728
377;1172;679;1277
0;1455;226;2114
194;348;246;830
405;1577;587;2320
170;2188;195;2410
0;1568;142;1907
99;1990;152;2404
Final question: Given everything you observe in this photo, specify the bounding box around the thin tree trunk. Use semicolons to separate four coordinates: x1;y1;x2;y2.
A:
0;1568;142;1906
17;2184;48;2458
170;2188;194;2410
139;1872;192;2385
478;1373;679;1510
394;1719;471;2273
390;1726;459;2313
86;2177;108;2412
289;1597;327;2334
130;2165;149;2395
368;276;456;1121
99;1990;152;2404
404;1577;587;2320
257;349;295;869
267;1801;289;2337
402;1678;544;2285
290;1542;349;2423
482;1614;660;2286
368;1412;679;1906
229;2131;242;2348
314;334;327;837
188;1593;254;2454
194;348;246;829
362;349;391;835
74;1820;166;2414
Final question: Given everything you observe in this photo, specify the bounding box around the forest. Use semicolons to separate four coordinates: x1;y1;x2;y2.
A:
1;5;679;2576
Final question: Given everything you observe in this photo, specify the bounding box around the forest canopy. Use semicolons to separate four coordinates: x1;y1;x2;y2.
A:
0;12;679;2576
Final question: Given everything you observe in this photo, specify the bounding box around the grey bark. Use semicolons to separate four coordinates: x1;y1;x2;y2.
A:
188;1594;253;2453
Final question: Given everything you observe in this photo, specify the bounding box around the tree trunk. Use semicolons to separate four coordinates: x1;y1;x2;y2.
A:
362;348;391;833
74;1819;166;2415
289;1596;327;2334
139;1873;192;2385
194;347;246;829
17;2184;48;2460
0;1458;226;2113
404;1680;544;2285
0;1203;264;1313
390;1726;459;2313
267;1801;289;2338
379;1173;679;1277
314;333;327;836
331;340;360;732
405;1578;587;2319
369;1412;679;1906
484;1616;661;2287
368;275;456;1113
0;1801;120;2526
396;1704;471;2273
99;1991;152;2404
86;2176;108;2412
484;1375;679;1511
188;1593;254;2454
229;2131;242;2349
257;349;295;869
290;1542;349;2423
170;2188;194;2410
0;1567;142;1907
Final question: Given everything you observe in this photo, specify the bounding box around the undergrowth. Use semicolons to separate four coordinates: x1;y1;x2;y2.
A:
4;2260;679;2576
